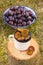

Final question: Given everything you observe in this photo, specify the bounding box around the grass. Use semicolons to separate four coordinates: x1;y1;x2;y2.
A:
0;0;43;65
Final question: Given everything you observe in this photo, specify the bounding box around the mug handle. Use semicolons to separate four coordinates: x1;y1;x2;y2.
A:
8;35;14;41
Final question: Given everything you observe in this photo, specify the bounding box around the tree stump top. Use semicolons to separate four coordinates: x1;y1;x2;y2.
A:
7;38;39;60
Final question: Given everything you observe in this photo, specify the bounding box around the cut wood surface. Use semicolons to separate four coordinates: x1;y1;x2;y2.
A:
7;38;40;60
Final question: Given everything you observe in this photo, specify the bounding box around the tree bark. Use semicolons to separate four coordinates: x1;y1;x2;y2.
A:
7;38;40;65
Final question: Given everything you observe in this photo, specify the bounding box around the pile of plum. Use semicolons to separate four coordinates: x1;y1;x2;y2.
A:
3;6;36;27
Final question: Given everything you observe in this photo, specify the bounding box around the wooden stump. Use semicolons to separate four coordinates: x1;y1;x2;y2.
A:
7;38;40;65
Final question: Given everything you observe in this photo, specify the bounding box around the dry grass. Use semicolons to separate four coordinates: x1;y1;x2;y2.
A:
0;0;43;65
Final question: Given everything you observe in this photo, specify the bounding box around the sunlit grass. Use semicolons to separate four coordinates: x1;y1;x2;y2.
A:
0;0;43;65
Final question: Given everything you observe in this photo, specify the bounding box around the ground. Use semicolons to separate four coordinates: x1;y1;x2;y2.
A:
0;0;43;65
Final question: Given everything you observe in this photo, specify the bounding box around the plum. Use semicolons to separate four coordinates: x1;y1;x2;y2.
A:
14;29;30;42
18;23;22;26
18;19;22;23
23;12;26;16
17;14;21;18
17;10;21;14
28;21;32;24
4;11;9;17
10;11;14;16
9;16;14;21
20;7;24;12
12;17;14;21
15;19;18;22
10;6;17;11
25;11;29;17
3;16;9;22
9;9;15;16
13;11;16;15
32;14;36;19
3;6;36;27
27;21;31;25
6;18;9;22
15;31;21;39
18;6;24;10
18;37;24;41
14;22;17;26
22;21;26;26
3;16;6;20
9;16;12;20
21;17;26;21
9;21;13;25
18;7;21;11
29;10;32;16
13;6;18;10
8;10;12;14
10;7;14;11
27;46;35;55
21;13;24;16
14;15;17;18
27;21;29;25
27;16;32;20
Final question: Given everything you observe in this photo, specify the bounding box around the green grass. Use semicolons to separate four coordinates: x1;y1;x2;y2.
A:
0;0;43;65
